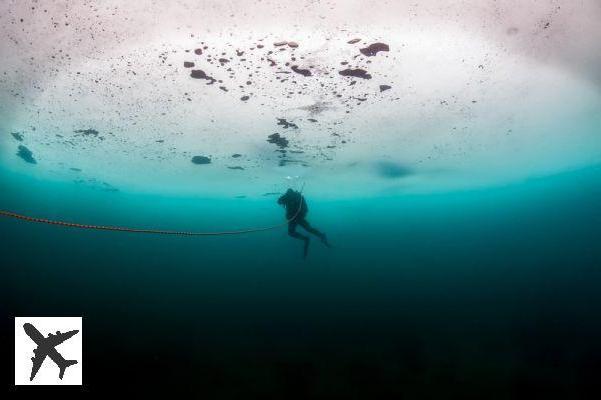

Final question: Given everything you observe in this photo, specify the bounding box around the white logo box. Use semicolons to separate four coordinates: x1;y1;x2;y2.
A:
14;317;83;386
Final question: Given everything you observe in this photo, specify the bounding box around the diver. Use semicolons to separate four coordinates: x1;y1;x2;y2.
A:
278;188;331;258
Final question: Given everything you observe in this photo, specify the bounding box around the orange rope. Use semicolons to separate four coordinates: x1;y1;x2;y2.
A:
0;192;304;237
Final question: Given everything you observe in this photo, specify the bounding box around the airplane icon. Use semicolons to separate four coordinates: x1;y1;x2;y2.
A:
23;322;79;381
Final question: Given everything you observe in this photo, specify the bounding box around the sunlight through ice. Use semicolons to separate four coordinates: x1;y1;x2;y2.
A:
1;0;600;197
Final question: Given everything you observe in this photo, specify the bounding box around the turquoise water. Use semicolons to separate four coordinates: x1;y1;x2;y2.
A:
2;164;600;397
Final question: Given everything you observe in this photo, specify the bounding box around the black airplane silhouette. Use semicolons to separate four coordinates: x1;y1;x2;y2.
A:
23;322;79;381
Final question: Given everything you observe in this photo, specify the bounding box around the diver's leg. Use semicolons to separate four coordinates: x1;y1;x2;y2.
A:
288;222;310;258
298;219;331;248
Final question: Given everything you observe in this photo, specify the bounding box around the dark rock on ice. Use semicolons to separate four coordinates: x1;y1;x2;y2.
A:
191;155;211;165
190;69;216;84
277;118;298;129
359;42;389;56
16;145;36;164
267;133;289;148
291;65;312;77
339;68;372;79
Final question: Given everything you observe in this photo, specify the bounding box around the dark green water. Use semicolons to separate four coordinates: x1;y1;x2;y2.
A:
2;165;601;398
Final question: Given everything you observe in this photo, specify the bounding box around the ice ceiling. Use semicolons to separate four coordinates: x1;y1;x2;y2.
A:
1;0;600;198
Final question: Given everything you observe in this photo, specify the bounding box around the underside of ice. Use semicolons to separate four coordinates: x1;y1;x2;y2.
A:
1;0;600;197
